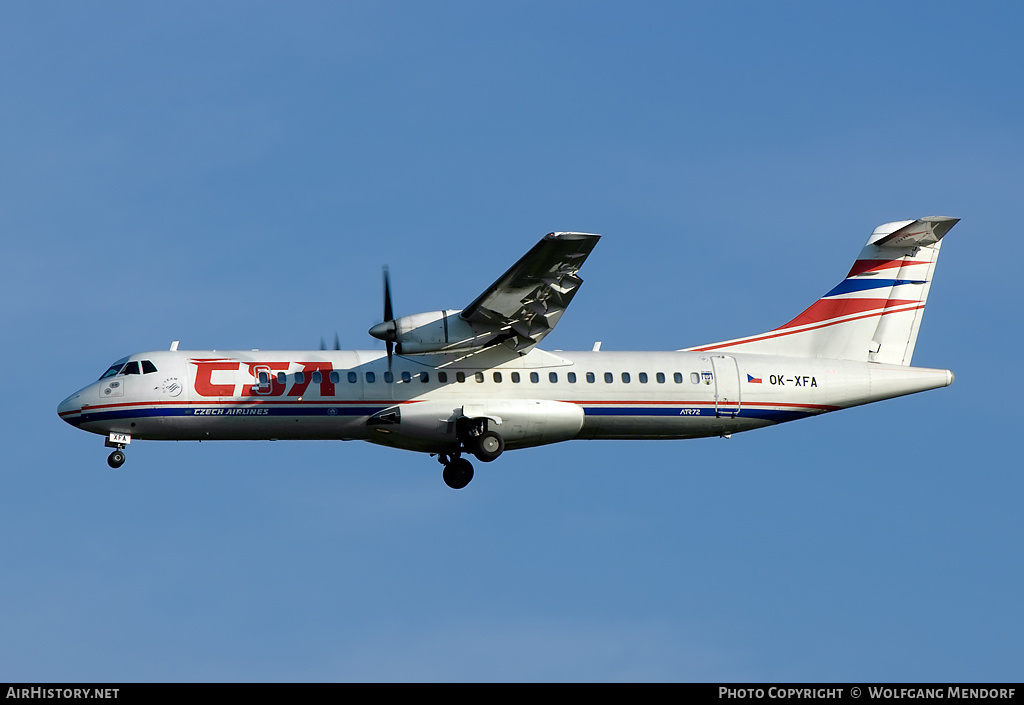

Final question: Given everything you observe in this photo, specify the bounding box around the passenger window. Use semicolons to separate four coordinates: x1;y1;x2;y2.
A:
401;371;411;383
456;372;466;383
258;371;270;385
674;372;683;383
621;372;630;383
366;372;376;383
638;372;648;383
586;372;595;383
493;372;502;383
475;372;484;383
549;372;558;383
567;372;576;383
656;372;665;383
312;371;322;384
604;372;613;383
384;371;394;383
141;360;158;374
690;372;700;384
122;361;140;375
530;372;539;383
420;372;429;383
511;372;521;383
278;372;288;385
295;372;305;385
330;371;341;384
348;371;357;383
438;371;448;383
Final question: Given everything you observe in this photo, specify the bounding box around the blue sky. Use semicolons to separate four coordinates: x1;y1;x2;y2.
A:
2;1;1022;682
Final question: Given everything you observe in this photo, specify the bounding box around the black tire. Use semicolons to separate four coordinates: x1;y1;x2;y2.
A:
442;458;474;489
472;430;504;463
107;450;125;469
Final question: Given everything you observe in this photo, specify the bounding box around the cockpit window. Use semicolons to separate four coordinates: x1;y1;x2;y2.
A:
99;364;123;380
122;361;141;375
98;357;130;380
141;360;158;374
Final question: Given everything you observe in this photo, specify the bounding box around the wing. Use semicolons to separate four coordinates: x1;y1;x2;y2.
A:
461;232;601;353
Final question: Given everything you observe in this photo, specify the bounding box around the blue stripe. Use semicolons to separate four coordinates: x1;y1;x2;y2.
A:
76;406;389;423
825;278;926;297
75;404;821;425
582;407;818;422
584;406;706;416
738;409;817;422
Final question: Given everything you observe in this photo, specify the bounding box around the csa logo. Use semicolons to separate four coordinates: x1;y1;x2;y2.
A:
161;377;183;397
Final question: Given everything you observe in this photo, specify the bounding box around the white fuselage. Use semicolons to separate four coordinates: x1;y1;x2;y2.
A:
58;347;953;453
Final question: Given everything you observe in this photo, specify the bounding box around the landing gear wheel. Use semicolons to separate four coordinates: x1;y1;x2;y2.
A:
443;458;474;490
107;450;126;469
472;430;504;463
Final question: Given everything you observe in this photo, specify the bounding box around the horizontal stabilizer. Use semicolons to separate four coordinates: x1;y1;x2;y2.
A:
869;216;959;249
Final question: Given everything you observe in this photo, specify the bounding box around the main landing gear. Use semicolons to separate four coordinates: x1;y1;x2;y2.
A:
439;420;506;489
440;454;474;490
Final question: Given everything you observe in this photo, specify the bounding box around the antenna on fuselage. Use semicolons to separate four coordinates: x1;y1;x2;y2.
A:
169;341;179;351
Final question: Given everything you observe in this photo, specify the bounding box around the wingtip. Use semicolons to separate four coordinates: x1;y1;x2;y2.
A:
548;231;602;240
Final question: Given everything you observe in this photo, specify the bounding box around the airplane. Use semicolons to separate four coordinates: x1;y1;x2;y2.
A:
58;216;958;489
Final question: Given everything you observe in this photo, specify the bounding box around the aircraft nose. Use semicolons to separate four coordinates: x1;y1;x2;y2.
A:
57;392;82;426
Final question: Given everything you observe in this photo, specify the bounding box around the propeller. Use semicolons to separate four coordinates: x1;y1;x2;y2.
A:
368;266;397;372
319;333;342;351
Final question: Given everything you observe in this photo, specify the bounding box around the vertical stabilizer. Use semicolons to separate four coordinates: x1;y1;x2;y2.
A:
686;216;958;364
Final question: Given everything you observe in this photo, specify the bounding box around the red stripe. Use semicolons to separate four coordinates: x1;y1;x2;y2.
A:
562;400;840;411
778;298;920;329
690;303;925;351
846;259;930;277
64;398;840;416
69;399;422;414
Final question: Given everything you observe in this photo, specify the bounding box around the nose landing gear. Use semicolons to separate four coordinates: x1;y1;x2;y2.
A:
104;433;131;469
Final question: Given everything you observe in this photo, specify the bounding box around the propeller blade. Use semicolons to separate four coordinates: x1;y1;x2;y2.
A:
383;266;394;323
368;265;397;372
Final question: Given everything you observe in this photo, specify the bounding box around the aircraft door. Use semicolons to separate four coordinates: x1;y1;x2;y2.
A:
711;355;741;418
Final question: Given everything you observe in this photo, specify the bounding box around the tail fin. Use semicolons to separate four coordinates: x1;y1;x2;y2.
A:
686;216;959;365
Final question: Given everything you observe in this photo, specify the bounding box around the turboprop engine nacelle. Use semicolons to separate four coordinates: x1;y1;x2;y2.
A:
369;309;494;354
